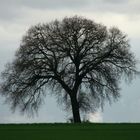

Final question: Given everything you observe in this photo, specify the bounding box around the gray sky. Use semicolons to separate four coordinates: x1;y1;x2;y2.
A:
0;0;140;123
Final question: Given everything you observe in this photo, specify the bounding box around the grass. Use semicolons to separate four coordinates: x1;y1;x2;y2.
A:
0;123;140;140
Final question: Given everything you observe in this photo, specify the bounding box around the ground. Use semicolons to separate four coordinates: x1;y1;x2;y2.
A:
0;123;140;140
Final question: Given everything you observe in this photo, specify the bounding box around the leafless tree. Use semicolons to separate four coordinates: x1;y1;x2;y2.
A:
0;16;138;123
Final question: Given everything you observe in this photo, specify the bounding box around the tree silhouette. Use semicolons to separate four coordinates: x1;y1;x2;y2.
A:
0;16;137;123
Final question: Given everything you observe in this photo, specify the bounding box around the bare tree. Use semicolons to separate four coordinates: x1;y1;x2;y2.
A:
0;16;137;123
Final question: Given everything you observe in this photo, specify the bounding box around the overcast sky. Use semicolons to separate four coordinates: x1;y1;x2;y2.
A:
0;0;140;123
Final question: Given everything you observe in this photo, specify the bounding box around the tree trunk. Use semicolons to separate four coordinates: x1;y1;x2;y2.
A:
70;95;81;123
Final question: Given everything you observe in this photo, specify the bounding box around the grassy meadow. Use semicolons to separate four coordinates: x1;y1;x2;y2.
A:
0;123;140;140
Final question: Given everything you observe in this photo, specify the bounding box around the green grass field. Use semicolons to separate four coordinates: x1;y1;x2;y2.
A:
0;123;140;140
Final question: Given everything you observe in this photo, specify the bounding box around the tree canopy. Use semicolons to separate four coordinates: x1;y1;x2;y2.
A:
0;16;137;123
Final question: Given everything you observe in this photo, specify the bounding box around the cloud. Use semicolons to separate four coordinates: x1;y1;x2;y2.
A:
0;0;89;21
82;0;140;17
87;111;103;123
0;114;63;124
0;1;25;21
1;0;140;22
101;0;128;4
20;0;88;9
